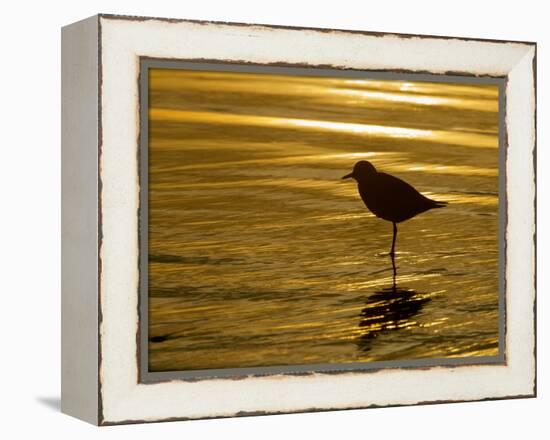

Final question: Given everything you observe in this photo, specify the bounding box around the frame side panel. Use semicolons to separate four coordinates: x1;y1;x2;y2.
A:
61;15;100;425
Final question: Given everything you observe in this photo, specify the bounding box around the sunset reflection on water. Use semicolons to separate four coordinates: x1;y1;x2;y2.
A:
147;68;500;372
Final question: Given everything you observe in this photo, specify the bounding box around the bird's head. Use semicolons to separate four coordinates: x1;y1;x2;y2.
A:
342;160;377;181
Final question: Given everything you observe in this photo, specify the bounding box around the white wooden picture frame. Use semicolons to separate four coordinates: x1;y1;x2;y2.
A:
61;14;536;425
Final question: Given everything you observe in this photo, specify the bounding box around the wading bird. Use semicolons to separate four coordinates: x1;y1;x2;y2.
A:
342;160;447;276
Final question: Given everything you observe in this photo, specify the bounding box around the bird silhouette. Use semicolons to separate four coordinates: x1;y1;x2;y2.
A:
342;160;447;276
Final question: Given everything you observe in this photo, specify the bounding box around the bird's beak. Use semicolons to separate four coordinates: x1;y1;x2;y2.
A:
342;172;354;180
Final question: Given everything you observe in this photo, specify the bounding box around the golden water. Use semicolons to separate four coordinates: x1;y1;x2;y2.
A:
147;68;500;372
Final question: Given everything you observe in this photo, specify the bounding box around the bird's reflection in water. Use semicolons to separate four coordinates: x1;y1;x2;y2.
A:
357;282;431;353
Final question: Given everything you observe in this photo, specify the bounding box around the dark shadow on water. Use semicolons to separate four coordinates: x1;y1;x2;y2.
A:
36;396;61;412
357;283;431;353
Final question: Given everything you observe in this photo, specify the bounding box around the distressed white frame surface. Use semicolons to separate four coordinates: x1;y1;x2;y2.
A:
66;14;536;425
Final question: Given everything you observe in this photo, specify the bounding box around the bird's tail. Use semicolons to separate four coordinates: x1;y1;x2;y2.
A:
433;200;448;208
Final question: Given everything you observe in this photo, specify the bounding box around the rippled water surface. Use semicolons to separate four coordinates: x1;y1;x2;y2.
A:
147;68;500;372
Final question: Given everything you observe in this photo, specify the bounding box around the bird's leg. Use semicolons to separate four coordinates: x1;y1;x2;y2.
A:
390;222;397;257
390;222;397;280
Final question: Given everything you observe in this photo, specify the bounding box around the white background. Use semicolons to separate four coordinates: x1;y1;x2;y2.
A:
0;0;546;438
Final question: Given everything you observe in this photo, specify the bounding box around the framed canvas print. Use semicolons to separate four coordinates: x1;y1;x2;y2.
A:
61;14;536;425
